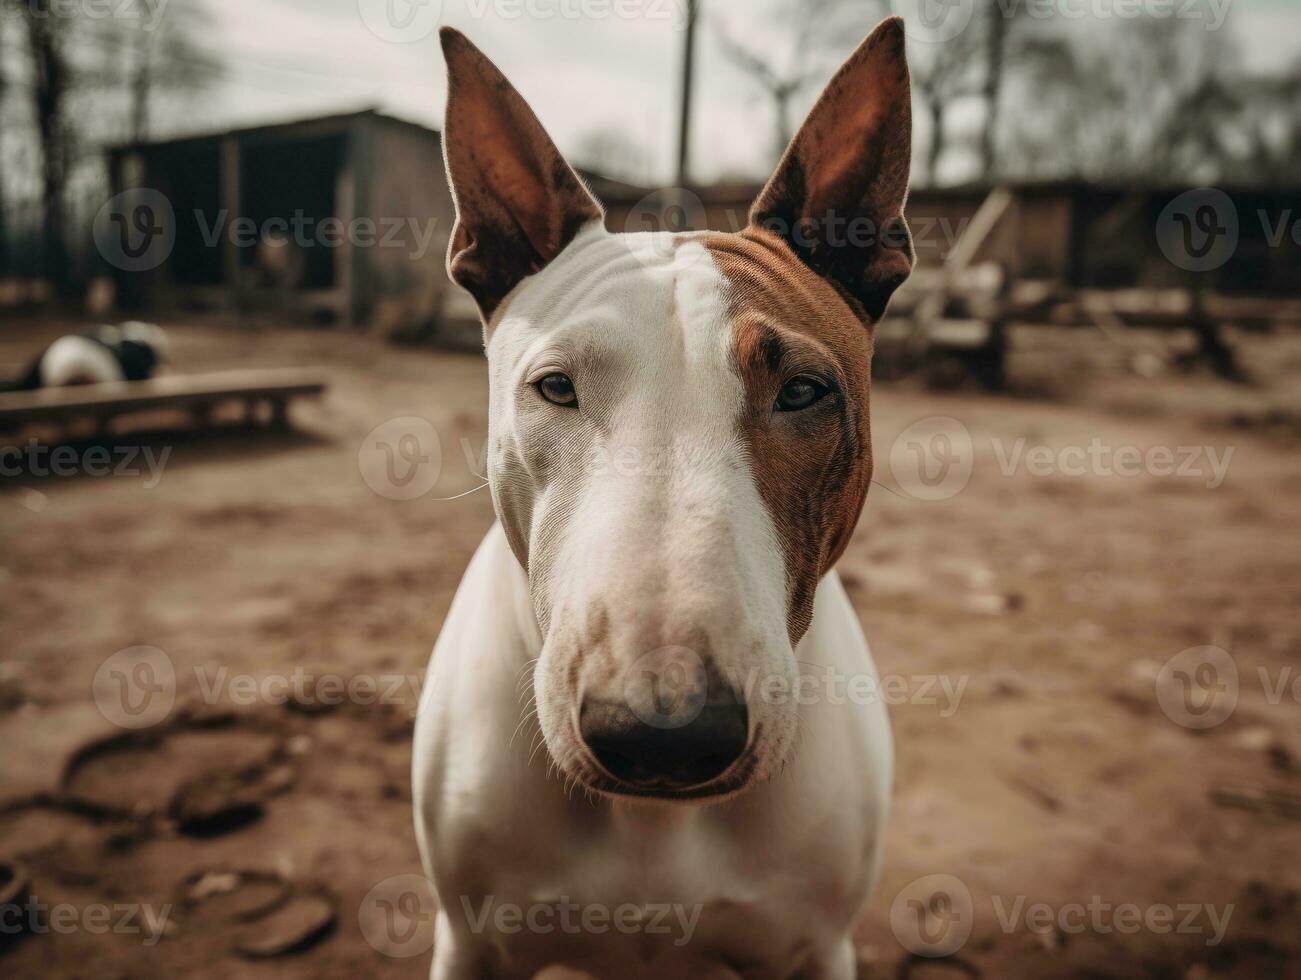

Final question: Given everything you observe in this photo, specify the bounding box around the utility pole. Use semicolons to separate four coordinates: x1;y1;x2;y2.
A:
0;23;7;275
676;0;699;188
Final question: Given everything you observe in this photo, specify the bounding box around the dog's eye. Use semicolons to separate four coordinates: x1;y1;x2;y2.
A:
537;373;578;407
775;376;829;412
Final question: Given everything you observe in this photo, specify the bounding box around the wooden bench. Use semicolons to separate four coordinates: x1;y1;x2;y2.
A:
0;368;327;438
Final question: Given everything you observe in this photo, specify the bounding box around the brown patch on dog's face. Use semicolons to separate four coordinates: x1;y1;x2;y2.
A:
698;17;912;642
705;227;874;642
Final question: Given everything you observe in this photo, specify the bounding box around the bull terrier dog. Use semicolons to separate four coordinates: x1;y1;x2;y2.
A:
414;18;914;979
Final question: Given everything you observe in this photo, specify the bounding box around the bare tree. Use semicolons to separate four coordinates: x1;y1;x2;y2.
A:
10;0;221;291
0;17;9;270
1252;65;1301;187
21;1;72;293
716;0;1027;186
714;30;808;164
573;128;652;184
910;29;984;185
1154;54;1301;188
977;0;1010;181
64;0;222;144
714;0;890;165
995;16;1261;186
120;0;223;143
994;31;1096;180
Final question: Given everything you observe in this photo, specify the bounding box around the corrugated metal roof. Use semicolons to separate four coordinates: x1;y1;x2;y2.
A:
108;108;439;156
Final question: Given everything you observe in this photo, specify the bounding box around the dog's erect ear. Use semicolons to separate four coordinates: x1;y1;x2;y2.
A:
439;28;604;320
749;18;914;322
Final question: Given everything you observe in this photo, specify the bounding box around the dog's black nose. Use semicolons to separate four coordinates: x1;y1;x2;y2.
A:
579;698;748;790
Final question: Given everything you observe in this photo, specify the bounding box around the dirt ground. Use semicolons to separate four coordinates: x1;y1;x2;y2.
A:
1;314;1298;979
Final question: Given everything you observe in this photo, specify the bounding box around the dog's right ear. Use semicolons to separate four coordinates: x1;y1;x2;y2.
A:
440;28;604;321
748;18;913;322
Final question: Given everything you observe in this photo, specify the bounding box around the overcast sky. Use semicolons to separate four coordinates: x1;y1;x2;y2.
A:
191;0;1298;185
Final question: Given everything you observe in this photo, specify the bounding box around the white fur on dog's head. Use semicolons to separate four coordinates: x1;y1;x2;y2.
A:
440;22;912;801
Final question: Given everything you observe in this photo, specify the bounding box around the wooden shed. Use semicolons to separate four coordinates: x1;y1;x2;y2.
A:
106;109;473;340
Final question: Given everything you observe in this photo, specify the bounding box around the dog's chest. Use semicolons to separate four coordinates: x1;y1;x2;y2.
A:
466;801;859;977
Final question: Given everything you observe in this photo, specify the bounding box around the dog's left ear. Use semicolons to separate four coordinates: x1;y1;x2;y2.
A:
749;17;914;322
440;28;604;321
